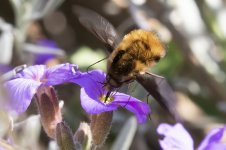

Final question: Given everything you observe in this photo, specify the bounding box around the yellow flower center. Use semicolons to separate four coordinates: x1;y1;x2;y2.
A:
40;78;47;83
99;95;114;104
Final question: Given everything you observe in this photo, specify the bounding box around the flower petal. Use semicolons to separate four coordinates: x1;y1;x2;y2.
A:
80;88;118;114
157;123;194;150
0;64;12;75
37;39;58;48
111;93;150;124
72;69;106;87
203;143;226;150
73;69;150;123
71;69;106;99
16;65;46;80
197;126;226;150
76;70;119;114
44;63;80;86
4;78;41;113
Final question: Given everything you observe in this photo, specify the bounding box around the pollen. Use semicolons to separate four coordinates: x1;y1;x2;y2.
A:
99;95;114;104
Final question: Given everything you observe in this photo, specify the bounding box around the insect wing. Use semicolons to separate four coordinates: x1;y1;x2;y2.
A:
73;6;119;54
136;73;181;121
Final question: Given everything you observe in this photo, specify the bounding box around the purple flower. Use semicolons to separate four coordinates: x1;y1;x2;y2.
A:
0;64;12;75
4;63;150;123
4;63;79;113
34;39;58;65
157;123;226;150
197;126;226;150
71;69;151;124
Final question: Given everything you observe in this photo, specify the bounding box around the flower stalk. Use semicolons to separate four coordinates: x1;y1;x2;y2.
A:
90;111;113;147
3;64;151;149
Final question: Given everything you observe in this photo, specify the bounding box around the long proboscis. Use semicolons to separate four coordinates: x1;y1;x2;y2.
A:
86;57;108;74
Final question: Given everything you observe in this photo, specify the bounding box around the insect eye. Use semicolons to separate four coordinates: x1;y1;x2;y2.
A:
154;56;161;62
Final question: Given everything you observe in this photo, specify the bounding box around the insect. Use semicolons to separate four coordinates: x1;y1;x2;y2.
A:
74;6;180;121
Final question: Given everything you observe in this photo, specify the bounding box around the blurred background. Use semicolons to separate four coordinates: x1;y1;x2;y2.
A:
0;0;226;149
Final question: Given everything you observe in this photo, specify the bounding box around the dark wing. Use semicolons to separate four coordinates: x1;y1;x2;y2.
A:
136;73;181;122
73;6;119;54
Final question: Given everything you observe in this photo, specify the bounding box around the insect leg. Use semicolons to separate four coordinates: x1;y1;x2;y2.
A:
146;93;152;121
122;95;132;108
145;72;164;79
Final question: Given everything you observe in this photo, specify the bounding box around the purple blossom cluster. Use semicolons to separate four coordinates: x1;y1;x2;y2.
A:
4;63;150;123
2;63;226;149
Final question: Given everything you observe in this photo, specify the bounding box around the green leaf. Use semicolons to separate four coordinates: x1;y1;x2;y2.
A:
111;116;137;150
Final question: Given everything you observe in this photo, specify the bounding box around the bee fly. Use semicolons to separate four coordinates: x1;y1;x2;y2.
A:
74;6;180;121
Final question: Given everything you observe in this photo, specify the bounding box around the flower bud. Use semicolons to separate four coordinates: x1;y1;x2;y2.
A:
35;86;62;139
74;122;92;150
56;122;76;150
90;111;113;147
